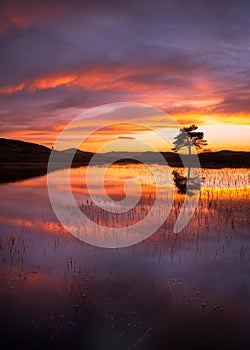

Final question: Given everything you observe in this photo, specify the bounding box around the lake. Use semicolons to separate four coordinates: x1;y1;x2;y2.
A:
0;165;249;350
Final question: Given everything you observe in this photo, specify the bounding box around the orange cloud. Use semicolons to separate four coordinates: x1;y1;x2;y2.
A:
0;67;150;94
0;0;69;35
29;74;77;91
0;82;25;94
0;65;249;152
0;74;77;94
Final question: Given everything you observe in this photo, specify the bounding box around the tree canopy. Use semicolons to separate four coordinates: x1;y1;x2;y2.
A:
172;124;207;155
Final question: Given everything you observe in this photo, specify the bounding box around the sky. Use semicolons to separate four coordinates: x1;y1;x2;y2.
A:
0;0;249;152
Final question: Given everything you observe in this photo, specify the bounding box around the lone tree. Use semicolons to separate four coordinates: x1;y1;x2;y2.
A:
172;125;207;192
172;124;207;155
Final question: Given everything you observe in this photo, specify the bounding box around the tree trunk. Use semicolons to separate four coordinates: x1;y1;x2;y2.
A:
187;146;191;180
187;166;191;181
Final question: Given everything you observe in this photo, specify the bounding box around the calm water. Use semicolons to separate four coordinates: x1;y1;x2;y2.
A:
0;165;249;350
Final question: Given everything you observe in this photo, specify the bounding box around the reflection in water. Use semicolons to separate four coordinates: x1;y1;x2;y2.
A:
0;165;249;349
172;169;202;195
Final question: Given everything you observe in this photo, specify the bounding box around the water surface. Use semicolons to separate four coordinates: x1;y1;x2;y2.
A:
0;165;249;349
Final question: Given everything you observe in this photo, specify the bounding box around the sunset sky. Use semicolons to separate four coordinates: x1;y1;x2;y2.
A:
0;0;249;152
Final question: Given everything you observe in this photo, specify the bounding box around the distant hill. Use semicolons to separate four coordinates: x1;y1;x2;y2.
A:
0;137;249;183
0;138;93;164
0;138;52;163
95;150;250;168
0;138;93;183
198;150;250;168
1;138;249;168
60;148;93;162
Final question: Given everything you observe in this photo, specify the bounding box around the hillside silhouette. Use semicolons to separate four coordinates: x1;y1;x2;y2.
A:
0;138;249;183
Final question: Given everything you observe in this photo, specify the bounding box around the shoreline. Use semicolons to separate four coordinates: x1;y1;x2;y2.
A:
1;161;249;184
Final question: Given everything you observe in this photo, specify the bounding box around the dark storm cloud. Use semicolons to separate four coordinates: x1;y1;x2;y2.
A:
1;0;249;84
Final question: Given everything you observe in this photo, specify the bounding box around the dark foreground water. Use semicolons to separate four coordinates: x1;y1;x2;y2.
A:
0;165;249;350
